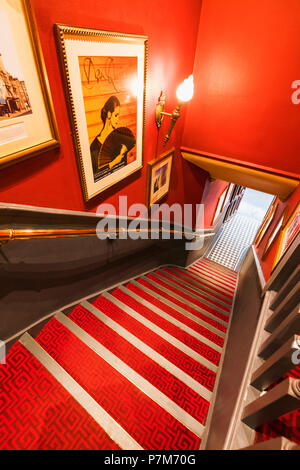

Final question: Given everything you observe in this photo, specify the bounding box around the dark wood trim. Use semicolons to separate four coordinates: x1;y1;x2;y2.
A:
251;335;300;391
242;377;300;429
258;304;300;359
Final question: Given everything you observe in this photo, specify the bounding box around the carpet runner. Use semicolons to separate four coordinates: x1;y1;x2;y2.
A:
0;258;238;450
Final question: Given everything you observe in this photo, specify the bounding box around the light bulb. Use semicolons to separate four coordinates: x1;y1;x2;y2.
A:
176;75;194;102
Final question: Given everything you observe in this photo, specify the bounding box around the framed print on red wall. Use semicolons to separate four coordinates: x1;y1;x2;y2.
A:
272;202;300;269
146;148;174;209
55;24;147;201
0;0;59;169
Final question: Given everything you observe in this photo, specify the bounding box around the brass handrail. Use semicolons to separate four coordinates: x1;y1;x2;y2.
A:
0;227;214;242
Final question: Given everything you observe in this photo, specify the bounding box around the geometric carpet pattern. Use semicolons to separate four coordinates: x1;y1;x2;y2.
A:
206;213;260;271
0;258;238;450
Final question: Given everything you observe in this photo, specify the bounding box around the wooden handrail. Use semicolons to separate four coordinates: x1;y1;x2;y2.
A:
242;377;300;429
258;304;300;359
251;335;300;391
0;227;214;242
265;280;300;332
241;437;300;450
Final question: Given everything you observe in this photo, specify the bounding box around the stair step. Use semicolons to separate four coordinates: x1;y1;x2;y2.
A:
115;285;224;349
91;294;218;388
188;265;236;291
0;339;122;450
122;282;225;345
130;277;227;334
160;267;232;308
111;287;222;361
143;273;230;325
194;259;238;281
1;257;237;450
154;269;232;313
167;266;234;301
36;315;202;449
68;303;211;425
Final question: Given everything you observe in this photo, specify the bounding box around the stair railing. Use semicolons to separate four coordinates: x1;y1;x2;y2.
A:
0;226;215;243
227;231;300;450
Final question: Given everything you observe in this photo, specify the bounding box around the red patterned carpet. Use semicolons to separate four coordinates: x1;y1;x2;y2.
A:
0;258;238;450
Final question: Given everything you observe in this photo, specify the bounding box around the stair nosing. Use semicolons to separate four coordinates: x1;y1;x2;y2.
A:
54;312;205;439
19;332;142;450
81;299;214;400
116;284;223;353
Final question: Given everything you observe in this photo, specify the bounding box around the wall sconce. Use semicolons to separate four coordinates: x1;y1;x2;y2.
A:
155;75;194;144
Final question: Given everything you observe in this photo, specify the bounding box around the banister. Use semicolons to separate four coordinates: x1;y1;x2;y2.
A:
251;335;300;391
265;281;300;332
241;436;300;450
258;304;300;359
0;227;215;243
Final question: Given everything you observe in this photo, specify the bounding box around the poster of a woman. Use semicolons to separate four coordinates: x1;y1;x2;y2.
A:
55;25;147;201
89;95;136;182
78;54;139;184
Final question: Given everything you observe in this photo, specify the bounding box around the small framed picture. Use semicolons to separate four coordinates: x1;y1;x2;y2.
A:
255;198;277;246
146;148;174;208
272;202;300;269
0;0;59;169
211;184;229;225
55;24;147;201
262;207;289;259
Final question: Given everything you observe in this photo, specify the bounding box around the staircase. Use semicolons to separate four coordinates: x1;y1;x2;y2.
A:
0;258;238;450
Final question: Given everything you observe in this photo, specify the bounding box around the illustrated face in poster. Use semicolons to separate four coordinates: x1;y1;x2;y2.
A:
56;25;147;201
78;56;137;182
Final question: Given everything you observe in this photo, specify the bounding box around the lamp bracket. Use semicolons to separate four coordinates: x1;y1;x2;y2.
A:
155;91;166;129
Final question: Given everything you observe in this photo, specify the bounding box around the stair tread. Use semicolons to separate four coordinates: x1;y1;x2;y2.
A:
68;303;211;424
0;341;120;450
36;316;202;450
1;257;237;450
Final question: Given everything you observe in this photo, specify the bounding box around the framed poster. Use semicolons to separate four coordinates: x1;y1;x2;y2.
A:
146;148;174;208
263;207;289;259
55;24;147;201
272;202;300;268
223;182;235;208
0;0;59;169
255;199;277;246
211;184;229;226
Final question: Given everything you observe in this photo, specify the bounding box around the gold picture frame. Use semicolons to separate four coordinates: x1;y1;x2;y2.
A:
262;206;289;259
255;199;277;247
146;148;174;208
55;24;147;201
0;0;59;169
272;202;300;269
211;184;229;226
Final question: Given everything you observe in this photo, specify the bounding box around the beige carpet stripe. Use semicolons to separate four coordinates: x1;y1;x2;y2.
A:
81;299;213;400
102;292;218;372
153;271;230;315
129;279;226;338
138;276;228;328
118;285;222;353
19;333;142;450
55;312;204;438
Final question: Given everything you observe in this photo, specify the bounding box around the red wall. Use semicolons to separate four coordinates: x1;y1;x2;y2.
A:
0;0;207;215
182;0;300;179
255;183;300;281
